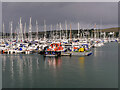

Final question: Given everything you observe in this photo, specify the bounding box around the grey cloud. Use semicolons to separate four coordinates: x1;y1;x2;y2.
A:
2;2;118;32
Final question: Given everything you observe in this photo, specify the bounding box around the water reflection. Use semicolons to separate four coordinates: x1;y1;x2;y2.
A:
2;54;41;88
36;58;39;70
2;55;63;87
10;55;14;80
79;57;85;69
2;42;118;88
93;48;97;57
44;56;62;69
79;57;86;79
2;55;6;72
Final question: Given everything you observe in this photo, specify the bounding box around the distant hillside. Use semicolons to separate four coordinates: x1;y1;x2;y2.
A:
101;27;119;32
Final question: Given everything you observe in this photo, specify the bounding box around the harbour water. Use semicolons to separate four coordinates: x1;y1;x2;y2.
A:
2;42;118;88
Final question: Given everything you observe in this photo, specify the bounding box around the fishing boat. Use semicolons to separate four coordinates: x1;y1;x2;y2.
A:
71;44;92;56
44;42;62;57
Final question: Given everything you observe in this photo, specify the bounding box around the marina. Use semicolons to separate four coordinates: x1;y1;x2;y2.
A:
2;42;118;88
0;17;119;56
1;19;119;88
1;2;119;88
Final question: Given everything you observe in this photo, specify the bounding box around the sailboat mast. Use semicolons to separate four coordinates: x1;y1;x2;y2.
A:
44;20;46;40
19;17;22;39
2;23;4;39
59;23;61;40
56;23;58;39
36;20;38;40
14;26;17;40
20;17;23;41
10;21;13;48
10;21;13;40
94;23;96;40
70;24;72;42
17;22;19;41
24;22;26;40
29;17;32;41
100;19;102;39
51;24;53;39
78;22;80;39
65;20;67;39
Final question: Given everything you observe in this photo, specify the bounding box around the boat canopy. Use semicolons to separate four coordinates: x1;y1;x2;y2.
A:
81;44;89;48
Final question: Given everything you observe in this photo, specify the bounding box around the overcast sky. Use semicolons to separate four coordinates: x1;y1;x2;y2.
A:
2;2;118;32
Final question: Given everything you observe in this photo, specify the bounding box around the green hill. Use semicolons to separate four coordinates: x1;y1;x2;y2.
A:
101;27;119;32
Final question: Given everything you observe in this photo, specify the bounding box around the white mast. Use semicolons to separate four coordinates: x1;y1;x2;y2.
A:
44;20;46;40
24;22;26;40
65;20;67;40
29;17;32;41
10;21;13;48
100;19;102;39
10;21;13;40
52;24;55;40
59;23;61;40
17;22;20;41
70;24;72;42
2;23;5;39
94;23;97;40
51;24;53;39
22;24;23;41
36;20;38;40
14;26;17;40
61;23;64;39
20;17;23;42
78;22;80;39
56;23;58;39
20;17;21;40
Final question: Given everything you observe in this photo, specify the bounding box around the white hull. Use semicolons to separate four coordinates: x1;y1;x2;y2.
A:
72;51;92;56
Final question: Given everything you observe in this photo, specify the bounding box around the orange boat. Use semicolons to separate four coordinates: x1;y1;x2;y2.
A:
44;43;63;57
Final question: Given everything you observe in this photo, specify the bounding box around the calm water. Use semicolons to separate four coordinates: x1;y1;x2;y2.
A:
2;42;118;88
